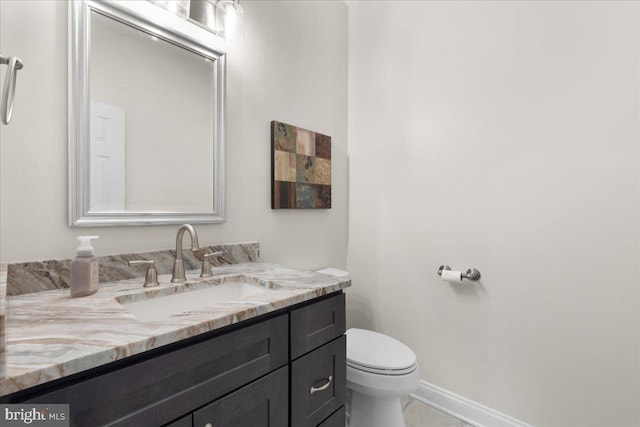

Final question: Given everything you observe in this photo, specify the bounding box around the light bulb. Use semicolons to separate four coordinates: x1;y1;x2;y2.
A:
215;0;244;42
149;0;190;19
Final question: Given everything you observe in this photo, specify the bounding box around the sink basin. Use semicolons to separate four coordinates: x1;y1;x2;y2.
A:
120;280;271;321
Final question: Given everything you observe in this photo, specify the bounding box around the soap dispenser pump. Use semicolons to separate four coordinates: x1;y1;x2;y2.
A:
70;235;100;297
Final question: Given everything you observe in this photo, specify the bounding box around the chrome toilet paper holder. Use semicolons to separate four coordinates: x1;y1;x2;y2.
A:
438;265;481;281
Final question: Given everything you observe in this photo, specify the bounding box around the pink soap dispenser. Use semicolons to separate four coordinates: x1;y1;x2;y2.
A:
70;235;100;297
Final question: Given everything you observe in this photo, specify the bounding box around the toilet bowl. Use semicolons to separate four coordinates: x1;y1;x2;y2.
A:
346;328;421;427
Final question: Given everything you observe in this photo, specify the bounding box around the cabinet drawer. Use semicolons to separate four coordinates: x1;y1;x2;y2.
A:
291;293;345;359
291;336;346;427
318;407;345;427
164;415;192;427
193;366;288;427
23;315;288;427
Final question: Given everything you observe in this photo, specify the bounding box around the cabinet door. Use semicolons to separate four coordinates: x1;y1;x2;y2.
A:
164;415;192;427
291;336;346;427
318;407;345;427
20;315;288;427
193;366;288;427
291;293;345;359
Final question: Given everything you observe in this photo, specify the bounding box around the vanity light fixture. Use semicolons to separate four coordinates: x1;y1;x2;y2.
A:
148;0;191;19
190;0;244;42
215;0;244;42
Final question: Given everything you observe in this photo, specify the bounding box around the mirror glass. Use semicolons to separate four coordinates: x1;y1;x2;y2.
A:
89;11;214;212
69;1;226;226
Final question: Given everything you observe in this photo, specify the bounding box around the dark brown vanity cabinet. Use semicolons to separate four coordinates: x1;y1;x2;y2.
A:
290;293;347;427
4;292;346;427
291;336;346;427
192;367;289;427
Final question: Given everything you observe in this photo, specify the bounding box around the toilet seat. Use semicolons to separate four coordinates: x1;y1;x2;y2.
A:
347;359;417;376
346;328;417;375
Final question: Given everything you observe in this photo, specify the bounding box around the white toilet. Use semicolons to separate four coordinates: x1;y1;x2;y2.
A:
346;328;421;427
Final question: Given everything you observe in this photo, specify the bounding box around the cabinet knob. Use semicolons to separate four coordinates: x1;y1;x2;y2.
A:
204;423;213;427
310;375;333;394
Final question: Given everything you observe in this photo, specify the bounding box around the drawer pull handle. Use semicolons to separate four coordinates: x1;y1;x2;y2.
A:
310;375;333;394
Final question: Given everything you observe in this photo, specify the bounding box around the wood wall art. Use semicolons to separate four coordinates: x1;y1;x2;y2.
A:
271;121;331;209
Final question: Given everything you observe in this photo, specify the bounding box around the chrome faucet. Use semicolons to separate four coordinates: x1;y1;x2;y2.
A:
171;224;202;283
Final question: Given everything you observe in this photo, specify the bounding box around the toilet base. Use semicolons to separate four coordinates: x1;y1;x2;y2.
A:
346;388;406;427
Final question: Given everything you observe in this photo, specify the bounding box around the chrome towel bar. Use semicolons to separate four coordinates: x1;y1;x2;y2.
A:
0;54;24;125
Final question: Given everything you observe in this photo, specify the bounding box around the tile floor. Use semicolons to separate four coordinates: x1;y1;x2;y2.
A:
402;396;474;427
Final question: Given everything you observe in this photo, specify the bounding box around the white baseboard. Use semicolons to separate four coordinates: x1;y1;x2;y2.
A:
411;381;534;427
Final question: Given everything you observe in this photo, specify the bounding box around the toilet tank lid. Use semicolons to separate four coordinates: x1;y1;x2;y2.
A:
346;328;417;371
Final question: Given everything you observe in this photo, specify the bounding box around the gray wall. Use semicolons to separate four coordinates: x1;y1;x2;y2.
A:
0;1;348;271
347;1;639;425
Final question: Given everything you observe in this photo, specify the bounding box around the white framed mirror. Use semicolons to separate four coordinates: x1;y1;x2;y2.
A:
69;0;227;227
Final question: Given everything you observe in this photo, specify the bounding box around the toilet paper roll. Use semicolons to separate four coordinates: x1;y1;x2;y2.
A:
441;269;463;282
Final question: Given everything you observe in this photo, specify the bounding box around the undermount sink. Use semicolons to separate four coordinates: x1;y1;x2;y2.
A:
120;279;272;321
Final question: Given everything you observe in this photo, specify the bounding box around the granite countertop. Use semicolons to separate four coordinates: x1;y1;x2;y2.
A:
0;264;7;379
0;262;350;396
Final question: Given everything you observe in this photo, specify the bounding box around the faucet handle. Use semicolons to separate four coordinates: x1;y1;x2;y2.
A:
200;251;223;278
128;260;159;288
